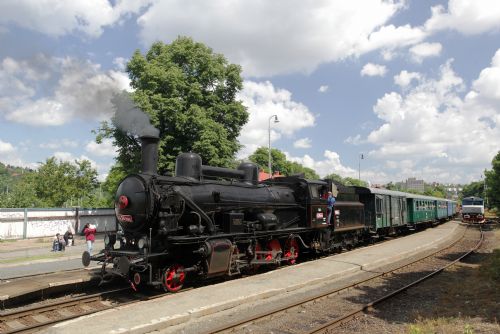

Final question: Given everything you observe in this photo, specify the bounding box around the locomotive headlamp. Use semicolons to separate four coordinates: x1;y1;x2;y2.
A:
138;237;149;249
118;195;129;209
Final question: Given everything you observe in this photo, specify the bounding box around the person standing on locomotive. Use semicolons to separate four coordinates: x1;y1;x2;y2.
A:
327;191;336;224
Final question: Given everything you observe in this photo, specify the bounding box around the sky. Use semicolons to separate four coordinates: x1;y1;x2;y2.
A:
1;0;500;185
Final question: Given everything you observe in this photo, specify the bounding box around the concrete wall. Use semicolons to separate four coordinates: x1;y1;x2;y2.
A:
0;208;117;240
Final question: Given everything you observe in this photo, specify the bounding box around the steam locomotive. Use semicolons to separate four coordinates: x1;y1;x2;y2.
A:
82;135;366;292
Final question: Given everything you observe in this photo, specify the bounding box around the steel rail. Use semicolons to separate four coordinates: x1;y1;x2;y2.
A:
304;226;484;334
0;284;194;334
0;287;131;334
207;225;477;334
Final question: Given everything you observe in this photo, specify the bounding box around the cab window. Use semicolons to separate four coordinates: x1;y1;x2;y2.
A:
309;185;320;199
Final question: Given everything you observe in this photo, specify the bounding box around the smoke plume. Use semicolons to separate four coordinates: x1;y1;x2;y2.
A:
111;91;159;137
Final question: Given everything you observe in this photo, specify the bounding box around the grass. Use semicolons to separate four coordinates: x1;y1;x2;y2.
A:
404;226;500;334
0;239;17;243
0;252;65;264
408;318;476;334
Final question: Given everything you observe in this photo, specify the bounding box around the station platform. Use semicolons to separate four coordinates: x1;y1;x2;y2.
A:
45;221;465;334
0;235;103;307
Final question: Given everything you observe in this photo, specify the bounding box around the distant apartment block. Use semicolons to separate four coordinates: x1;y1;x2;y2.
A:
406;177;425;192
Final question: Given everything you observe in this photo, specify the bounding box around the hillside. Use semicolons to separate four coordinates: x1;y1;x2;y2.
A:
0;162;33;194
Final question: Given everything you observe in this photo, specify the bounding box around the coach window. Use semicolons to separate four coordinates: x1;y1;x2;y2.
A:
376;197;383;213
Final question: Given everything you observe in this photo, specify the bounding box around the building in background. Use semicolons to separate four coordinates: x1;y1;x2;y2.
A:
405;177;425;192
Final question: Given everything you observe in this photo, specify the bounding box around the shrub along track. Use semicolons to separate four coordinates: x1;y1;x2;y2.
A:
205;226;483;334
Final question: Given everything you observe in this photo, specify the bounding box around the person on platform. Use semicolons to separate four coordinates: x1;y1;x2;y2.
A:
52;233;65;251
327;191;336;225
64;226;74;247
83;223;96;255
52;234;59;251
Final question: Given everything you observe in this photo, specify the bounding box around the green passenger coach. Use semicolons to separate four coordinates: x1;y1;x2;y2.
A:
353;187;408;235
352;186;457;237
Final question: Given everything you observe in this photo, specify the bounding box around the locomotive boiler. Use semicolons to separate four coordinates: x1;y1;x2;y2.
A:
83;135;337;292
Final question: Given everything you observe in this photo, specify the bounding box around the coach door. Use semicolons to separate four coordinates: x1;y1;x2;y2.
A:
390;196;399;227
401;197;408;225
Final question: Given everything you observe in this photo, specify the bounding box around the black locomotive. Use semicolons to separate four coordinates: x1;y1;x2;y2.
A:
82;135;367;292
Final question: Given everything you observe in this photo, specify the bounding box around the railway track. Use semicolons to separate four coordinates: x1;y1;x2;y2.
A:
0;288;128;334
0;286;167;334
207;226;483;334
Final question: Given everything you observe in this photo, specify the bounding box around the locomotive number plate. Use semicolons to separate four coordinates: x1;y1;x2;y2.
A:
118;214;134;223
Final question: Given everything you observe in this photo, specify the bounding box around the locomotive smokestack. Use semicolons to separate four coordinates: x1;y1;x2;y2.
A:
140;135;159;175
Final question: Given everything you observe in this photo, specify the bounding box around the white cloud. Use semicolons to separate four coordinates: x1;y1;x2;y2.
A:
136;1;412;77
425;0;500;35
470;49;500;101
0;55;131;126
318;85;329;93
0;139;14;154
85;138;117;157
361;63;387;77
357;24;427;54
113;57;128;71
356;53;500;183
394;70;421;88
0;0;151;38
237;81;316;158
0;139;37;169
409;42;442;63
39;139;78;150
293;138;312;149
286;150;353;178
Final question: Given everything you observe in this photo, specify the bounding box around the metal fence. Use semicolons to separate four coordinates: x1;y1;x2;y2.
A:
0;208;117;240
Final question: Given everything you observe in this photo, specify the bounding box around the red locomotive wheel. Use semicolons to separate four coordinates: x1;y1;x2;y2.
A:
162;264;185;293
284;238;299;265
266;239;282;262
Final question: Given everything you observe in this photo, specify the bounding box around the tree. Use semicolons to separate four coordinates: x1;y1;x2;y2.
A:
343;177;369;187
34;158;98;207
287;161;319;179
249;147;289;175
97;37;248;175
248;147;319;179
486;151;500;209
0;158;100;208
0;172;41;208
323;173;368;187
461;181;484;199
421;184;446;198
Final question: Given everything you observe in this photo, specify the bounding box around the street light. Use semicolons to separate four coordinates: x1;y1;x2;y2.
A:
268;115;279;179
358;153;364;180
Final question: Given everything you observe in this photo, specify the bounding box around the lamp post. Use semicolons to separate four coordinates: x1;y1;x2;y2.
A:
268;115;279;179
358;153;364;180
482;170;488;207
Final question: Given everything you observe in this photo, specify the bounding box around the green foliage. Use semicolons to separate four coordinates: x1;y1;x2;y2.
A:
424;184;447;198
461;181;484;199
248;147;319;179
485;151;500;209
323;173;368;187
0;158;103;208
97;37;248;175
0;162;33;200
